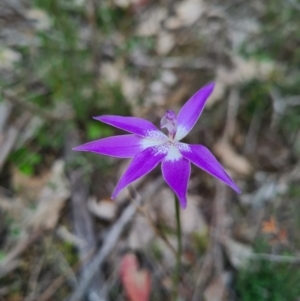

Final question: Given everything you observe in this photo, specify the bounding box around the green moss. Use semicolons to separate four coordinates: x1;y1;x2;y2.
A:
236;238;300;301
236;260;300;301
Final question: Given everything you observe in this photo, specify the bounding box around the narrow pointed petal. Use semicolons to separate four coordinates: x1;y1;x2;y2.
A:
73;135;143;158
179;143;241;193
94;115;166;139
161;156;191;209
175;83;214;141
112;146;167;198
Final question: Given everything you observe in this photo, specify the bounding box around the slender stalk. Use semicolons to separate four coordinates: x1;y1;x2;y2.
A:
172;194;182;300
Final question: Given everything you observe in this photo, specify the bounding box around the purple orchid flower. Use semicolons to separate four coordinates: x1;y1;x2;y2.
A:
73;83;240;208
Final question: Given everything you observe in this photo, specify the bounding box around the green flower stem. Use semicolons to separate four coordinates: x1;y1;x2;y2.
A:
173;194;182;300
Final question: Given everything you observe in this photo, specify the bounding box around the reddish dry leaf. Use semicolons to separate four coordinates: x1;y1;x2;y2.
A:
120;253;151;301
262;217;278;234
270;229;288;245
278;229;288;243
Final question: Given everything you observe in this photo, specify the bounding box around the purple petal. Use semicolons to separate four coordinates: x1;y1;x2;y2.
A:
112;146;167;198
94;115;163;138
179;143;241;193
175;83;214;141
73;135;143;158
161;157;191;208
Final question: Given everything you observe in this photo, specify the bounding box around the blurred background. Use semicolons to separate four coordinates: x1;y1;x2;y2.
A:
1;0;300;300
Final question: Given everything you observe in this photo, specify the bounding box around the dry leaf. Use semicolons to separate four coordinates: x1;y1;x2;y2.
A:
261;217;288;245
120;253;151;301
160;70;177;86
164;17;183;30
128;215;155;250
121;76;144;106
25;9;52;31
136;8;167;36
216;56;275;86
0;48;21;70
213;140;252;176
0;196;25;221
12;167;51;201
175;0;205;26
278;229;288;244
88;198;117;221
222;237;253;269
204;273;229;301
56;226;86;248
262;217;277;234
156;31;175;55
114;0;132;8
101;62;121;84
114;0;147;8
28;160;70;230
206;82;226;108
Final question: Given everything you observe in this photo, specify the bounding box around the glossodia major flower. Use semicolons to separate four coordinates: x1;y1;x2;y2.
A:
73;83;241;208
